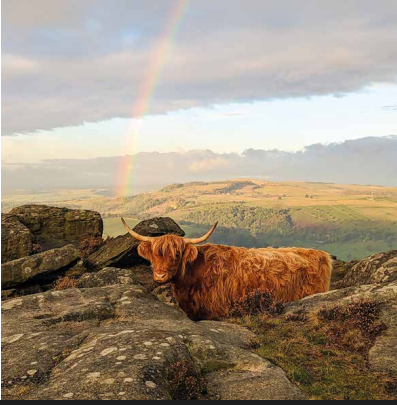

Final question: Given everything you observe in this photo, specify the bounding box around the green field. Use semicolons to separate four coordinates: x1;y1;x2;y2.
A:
103;217;140;237
4;179;397;261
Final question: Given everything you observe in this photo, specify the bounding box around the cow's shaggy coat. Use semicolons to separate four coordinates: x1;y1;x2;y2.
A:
137;235;332;321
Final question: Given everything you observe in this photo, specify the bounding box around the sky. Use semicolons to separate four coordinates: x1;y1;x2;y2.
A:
2;84;397;163
1;0;397;192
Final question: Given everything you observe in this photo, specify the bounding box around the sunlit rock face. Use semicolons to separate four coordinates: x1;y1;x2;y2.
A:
334;250;397;288
1;214;34;263
1;267;306;400
9;204;103;249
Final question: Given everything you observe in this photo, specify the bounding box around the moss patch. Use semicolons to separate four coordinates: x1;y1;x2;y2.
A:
201;360;236;374
232;300;396;400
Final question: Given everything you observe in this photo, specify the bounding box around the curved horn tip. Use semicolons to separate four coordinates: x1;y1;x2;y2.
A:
184;221;219;244
121;217;131;232
209;221;218;231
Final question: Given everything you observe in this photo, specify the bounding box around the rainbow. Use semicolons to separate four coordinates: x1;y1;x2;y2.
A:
115;0;190;197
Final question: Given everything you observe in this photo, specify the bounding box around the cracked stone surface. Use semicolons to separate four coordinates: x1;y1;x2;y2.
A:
1;244;81;289
1;214;34;263
335;250;397;288
1;267;305;400
9;204;103;248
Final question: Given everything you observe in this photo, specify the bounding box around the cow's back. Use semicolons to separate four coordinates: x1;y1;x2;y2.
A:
243;247;333;302
178;244;332;320
199;244;332;304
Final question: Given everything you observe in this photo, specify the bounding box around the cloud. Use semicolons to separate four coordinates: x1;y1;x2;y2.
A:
188;157;230;172
2;136;397;193
218;112;246;118
382;105;397;111
2;54;40;75
2;0;397;134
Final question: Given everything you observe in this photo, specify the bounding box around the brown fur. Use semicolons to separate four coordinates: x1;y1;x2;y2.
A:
138;235;332;320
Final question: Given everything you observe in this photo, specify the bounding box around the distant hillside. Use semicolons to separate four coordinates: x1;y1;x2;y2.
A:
3;179;397;261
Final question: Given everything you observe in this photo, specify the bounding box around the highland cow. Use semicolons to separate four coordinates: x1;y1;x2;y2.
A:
122;218;332;320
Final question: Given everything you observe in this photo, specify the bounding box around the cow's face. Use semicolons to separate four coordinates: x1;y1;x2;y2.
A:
138;236;198;284
121;218;217;283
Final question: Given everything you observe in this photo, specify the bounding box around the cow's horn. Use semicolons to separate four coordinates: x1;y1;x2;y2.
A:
184;222;218;244
121;218;154;242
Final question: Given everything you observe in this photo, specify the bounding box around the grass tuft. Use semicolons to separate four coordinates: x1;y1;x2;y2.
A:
231;299;395;400
79;235;104;259
229;290;284;317
53;276;78;291
165;360;206;400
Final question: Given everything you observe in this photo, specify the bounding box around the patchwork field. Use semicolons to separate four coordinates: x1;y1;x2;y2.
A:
3;179;397;261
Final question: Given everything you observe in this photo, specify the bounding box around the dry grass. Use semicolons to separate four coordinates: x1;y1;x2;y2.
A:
318;300;387;346
79;235;104;258
165;360;206;400
53;276;78;291
232;299;396;400
229;290;284;318
32;243;43;254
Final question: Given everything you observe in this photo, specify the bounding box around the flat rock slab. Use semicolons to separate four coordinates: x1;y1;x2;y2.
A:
1;214;34;263
77;267;140;288
207;368;304;400
1;244;80;289
86;234;141;270
1;268;305;400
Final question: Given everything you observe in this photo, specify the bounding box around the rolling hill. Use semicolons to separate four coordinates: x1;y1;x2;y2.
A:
2;179;397;261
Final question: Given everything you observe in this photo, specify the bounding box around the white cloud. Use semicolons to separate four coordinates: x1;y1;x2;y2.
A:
188;157;230;173
2;54;40;76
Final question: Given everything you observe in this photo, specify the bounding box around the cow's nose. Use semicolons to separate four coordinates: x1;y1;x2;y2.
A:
155;273;166;280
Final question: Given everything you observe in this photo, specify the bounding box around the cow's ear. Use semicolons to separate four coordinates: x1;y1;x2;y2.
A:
183;245;198;265
138;242;152;260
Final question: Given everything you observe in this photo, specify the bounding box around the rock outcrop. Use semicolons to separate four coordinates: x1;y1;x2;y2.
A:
85;234;141;270
1;207;186;299
86;217;184;270
1;268;305;400
132;217;185;238
1;245;80;289
9;205;103;249
1;214;34;263
330;256;359;287
334;250;397;288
